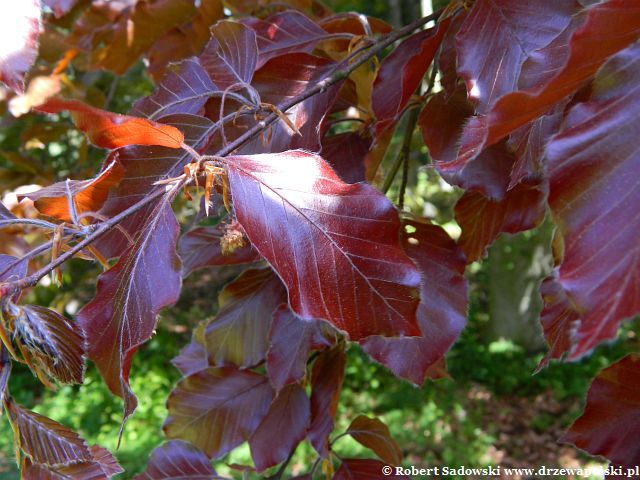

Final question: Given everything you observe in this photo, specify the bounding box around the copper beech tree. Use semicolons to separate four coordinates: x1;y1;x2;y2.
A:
0;0;639;477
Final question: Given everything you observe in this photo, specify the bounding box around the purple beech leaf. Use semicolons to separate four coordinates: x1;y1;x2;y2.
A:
455;0;577;113
134;440;222;479
226;150;421;340
22;445;124;479
201;267;286;368
249;384;310;472
308;345;346;457
267;304;334;390
200;21;258;90
320;131;372;184
78;200;181;424
333;459;411;479
243;11;330;68
361;219;467;385
347;415;401;466
544;43;640;359
172;340;210;377
178;226;262;277
164;367;273;459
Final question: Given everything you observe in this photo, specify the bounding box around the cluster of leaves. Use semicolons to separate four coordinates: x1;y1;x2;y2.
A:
0;0;639;478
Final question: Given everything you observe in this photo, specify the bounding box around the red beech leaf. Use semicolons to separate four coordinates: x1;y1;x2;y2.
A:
200;21;258;90
267;305;334;390
308;345;346;457
249;383;310;472
372;18;450;135
43;0;79;18
22;445;124;479
455;0;577;113
319;12;391;36
226;150;421;339
5;398;93;466
243;11;330;68
96;114;215;258
245;53;342;153
561;354;640;467
419;86;517;200
360;219;467;386
454;0;640;168
12;305;85;385
172;340;210;377
545;43;640;359
321;131;372;184
78;200;181;423
536;277;580;371
72;0;197;74
134;440;221;479
164;367;273;459
178;226;261;277
37;98;185;149
132;58;218;120
27;159;124;223
333;459;410;479
0;0;40;93
201;267;286;368
347;415;402;466
454;185;546;262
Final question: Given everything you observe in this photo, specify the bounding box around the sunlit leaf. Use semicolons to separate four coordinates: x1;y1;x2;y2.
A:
0;0;40;93
227;150;421;339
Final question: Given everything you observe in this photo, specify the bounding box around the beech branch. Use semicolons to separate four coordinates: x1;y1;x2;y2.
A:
0;7;446;298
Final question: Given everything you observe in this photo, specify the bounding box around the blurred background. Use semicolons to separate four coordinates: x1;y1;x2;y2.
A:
1;0;638;478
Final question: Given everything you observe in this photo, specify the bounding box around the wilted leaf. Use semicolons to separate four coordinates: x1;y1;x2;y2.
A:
455;0;576;113
454;0;640;169
544;43;640;359
202;268;286;368
27;159;124;222
561;354;640;468
308;345;346;456
361;219;467;385
201;21;258;90
249;384;310;472
227;150;420;339
0;0;40;93
333;459;410;479
372;19;449;135
134;440;221;479
454;185;546;262
178;226;261;277
347;415;401;465
78;200;181;423
267;305;334;390
243;11;329;68
5;398;93;466
37;98;185;149
164;367;273;459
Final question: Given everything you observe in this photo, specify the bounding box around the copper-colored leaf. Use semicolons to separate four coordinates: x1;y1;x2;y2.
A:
0;0;40;93
561;354;640;468
227;150;420;340
134;440;221;479
78;200;181;423
455;0;577;113
267;305;334;390
37;98;185;149
201;268;286;368
178;226;261;277
27;159;124;223
347;415;401;466
308;345;346;457
372;19;449;135
360;220;467;386
454;0;640;169
5;398;93;466
544;43;640;359
164;367;273;459
249;384;310;472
